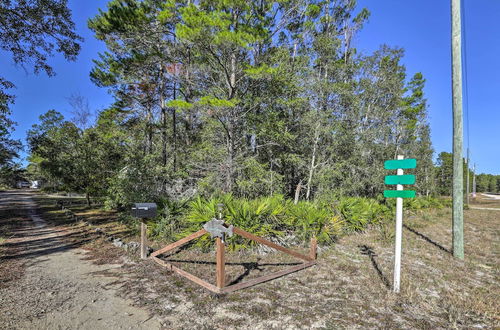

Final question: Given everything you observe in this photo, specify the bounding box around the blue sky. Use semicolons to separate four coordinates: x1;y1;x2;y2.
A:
356;0;500;175
3;0;499;175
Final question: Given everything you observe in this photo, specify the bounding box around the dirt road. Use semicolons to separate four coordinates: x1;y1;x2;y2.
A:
0;190;161;329
481;193;500;200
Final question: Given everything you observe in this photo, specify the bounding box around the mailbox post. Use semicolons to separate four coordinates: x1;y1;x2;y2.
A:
131;203;157;259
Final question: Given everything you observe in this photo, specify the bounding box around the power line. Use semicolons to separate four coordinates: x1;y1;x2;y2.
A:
461;0;471;204
461;0;470;154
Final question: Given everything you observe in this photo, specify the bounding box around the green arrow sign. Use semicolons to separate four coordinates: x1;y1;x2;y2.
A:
384;190;416;198
385;174;416;185
384;158;417;170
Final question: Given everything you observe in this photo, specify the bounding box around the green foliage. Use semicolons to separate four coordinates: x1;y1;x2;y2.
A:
149;194;453;250
26;0;443;244
406;196;448;211
0;163;24;188
434;152;482;196
150;198;188;239
476;173;500;193
435;152;453;196
376;222;395;245
0;0;82;76
0;79;20;168
235;158;284;198
180;195;283;250
27;110;126;204
284;201;343;243
159;194;343;250
335;197;391;232
126;193;449;252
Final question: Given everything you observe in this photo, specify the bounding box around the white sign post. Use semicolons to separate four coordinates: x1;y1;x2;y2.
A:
393;155;404;293
384;155;417;293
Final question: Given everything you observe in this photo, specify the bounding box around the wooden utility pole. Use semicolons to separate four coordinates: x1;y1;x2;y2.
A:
472;163;476;198
451;0;464;259
466;148;470;204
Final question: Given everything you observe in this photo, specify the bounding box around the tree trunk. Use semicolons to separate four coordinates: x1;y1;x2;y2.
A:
172;81;177;172
294;180;302;205
225;125;234;193
146;106;153;155
86;192;91;206
230;52;236;98
160;93;168;167
306;124;320;201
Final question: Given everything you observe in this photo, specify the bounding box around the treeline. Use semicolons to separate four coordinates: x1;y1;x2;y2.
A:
434;151;500;195
27;0;435;206
475;174;500;193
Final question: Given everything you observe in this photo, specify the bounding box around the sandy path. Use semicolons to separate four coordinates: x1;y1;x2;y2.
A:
481;193;500;200
0;190;161;329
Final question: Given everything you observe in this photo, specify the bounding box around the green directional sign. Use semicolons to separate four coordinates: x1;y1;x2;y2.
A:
385;174;416;185
383;190;416;198
384;158;417;170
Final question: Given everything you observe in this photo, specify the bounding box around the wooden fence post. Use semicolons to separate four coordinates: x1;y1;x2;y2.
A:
141;220;147;259
216;237;225;289
310;236;317;260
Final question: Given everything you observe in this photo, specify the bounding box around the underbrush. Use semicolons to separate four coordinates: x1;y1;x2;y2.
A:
120;194;450;251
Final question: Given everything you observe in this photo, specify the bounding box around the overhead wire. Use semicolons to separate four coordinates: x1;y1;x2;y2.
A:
461;0;470;160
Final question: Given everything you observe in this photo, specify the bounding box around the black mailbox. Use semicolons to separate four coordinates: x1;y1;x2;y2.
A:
131;203;158;218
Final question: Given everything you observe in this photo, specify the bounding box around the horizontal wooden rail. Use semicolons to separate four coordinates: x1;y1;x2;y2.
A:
151;256;220;293
233;227;313;262
149;226;317;294
150;229;207;258
222;260;316;293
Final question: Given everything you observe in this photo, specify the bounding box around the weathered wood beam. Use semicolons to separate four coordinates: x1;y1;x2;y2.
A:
233;227;313;262
216;237;225;288
310;236;317;260
222;261;316;293
151;256;221;293
150;229;208;258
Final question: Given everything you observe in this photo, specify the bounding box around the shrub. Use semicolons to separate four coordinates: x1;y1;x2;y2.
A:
150;198;189;240
406;196;449;211
335;197;390;232
124;193;449;251
180;195;285;250
179;194;342;249
284;201;343;243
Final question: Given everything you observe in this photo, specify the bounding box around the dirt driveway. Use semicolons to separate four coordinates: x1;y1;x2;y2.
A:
0;190;161;329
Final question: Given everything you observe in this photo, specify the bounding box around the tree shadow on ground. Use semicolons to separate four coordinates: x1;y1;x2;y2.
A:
160;257;301;285
358;245;391;290
403;224;452;254
0;227;94;261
